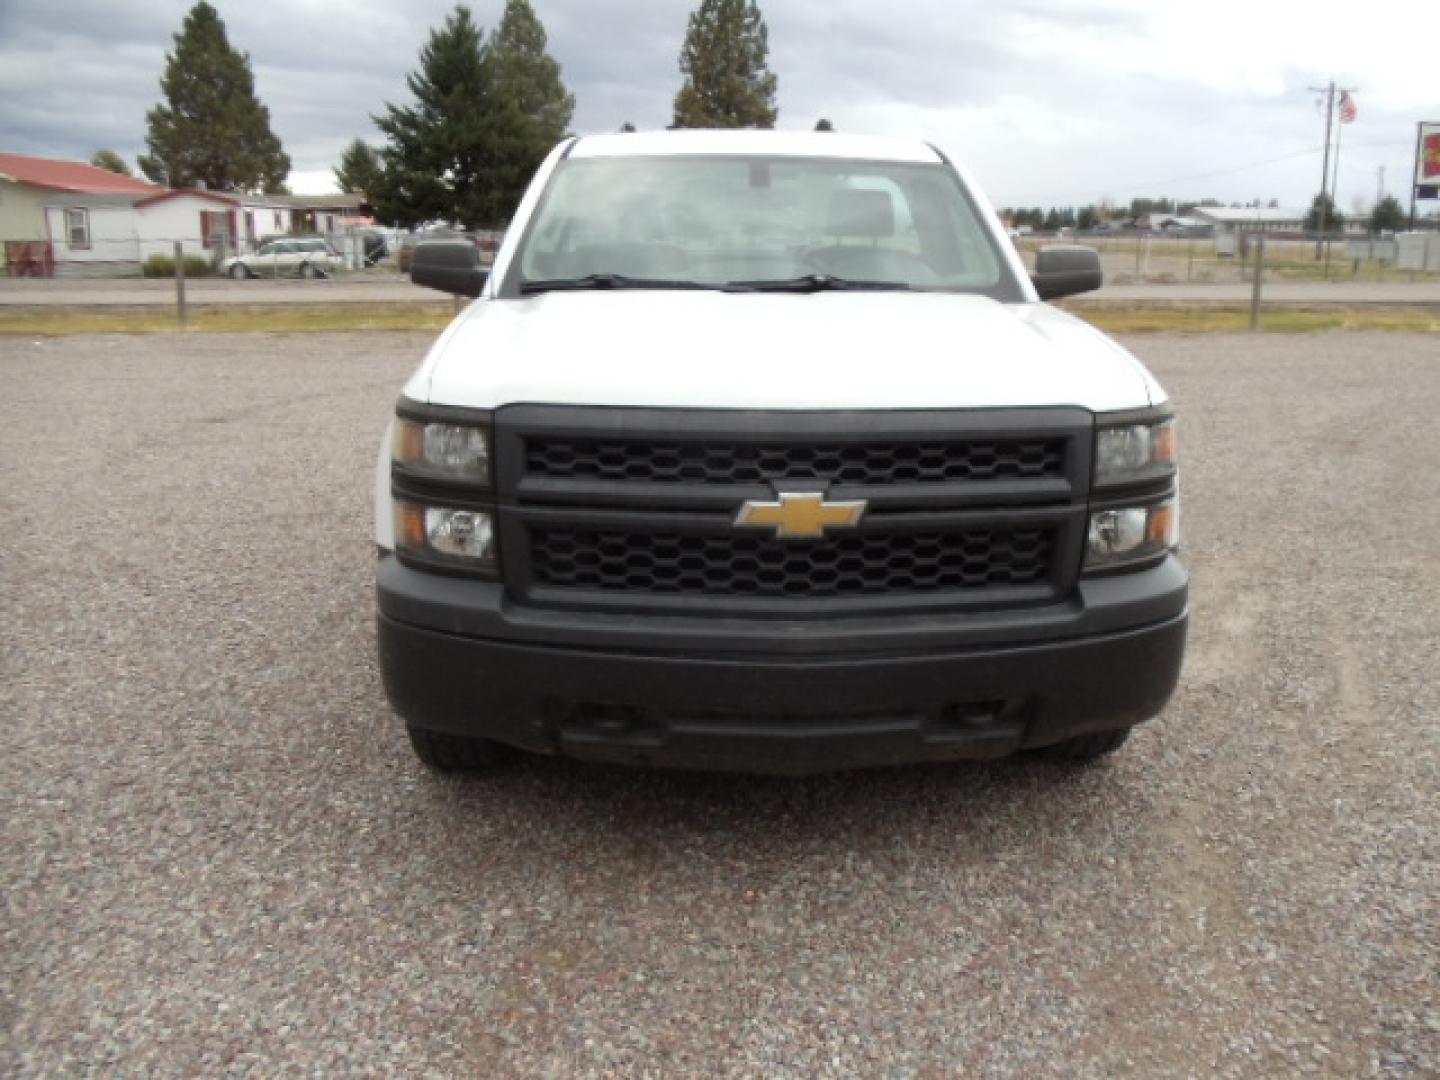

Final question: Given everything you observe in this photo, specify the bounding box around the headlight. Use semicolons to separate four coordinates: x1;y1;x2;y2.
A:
1095;419;1175;486
1084;498;1178;570
393;418;490;484
394;501;497;571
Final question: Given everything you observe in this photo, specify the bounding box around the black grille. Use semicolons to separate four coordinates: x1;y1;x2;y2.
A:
525;437;1065;486
529;526;1056;598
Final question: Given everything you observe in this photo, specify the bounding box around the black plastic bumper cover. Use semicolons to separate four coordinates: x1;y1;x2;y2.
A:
377;555;1188;774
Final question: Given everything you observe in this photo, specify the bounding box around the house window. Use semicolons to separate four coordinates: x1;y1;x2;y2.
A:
65;207;90;249
200;210;233;249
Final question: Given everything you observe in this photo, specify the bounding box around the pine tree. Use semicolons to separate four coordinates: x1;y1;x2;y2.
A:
138;2;290;192
372;7;491;229
90;149;132;176
371;2;573;230
671;0;778;129
1369;195;1406;233
483;0;576;221
334;139;382;195
814;118;833;132
1304;192;1344;233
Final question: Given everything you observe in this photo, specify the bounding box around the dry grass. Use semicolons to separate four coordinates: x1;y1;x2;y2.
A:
0;303;455;336
1;301;1436;338
1064;304;1440;334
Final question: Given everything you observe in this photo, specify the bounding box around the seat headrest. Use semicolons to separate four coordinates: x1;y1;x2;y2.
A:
827;189;895;238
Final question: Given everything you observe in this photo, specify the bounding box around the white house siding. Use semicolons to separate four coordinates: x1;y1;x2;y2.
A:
42;198;151;275
238;201;294;246
132;195;236;261
34;191;363;274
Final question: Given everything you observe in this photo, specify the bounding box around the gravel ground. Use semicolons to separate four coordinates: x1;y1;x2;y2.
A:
2;330;1436;1077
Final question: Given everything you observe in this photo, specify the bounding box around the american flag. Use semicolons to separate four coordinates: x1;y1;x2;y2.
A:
1338;91;1357;124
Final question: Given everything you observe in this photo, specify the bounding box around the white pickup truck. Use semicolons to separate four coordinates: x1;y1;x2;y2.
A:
375;130;1187;774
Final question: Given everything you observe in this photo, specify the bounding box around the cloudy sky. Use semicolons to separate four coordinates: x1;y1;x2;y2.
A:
0;0;1434;213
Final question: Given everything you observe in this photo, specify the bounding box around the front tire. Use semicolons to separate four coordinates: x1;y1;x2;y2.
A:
406;726;506;772
228;263;249;279
1029;726;1133;762
299;262;319;279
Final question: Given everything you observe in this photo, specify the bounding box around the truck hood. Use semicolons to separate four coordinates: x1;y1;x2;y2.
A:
413;291;1162;413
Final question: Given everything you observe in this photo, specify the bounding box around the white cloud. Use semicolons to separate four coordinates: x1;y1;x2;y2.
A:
0;0;1432;210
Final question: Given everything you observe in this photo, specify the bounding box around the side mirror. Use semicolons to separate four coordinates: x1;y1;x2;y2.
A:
411;239;488;298
1030;245;1103;300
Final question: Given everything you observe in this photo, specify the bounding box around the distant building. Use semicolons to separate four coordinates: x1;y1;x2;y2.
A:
1135;213;1201;231
0;152;165;275
1;151;371;275
246;192;370;237
1188;206;1305;233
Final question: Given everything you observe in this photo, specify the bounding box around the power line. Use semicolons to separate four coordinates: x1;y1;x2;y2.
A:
1061;145;1324;204
1126;145;1325;189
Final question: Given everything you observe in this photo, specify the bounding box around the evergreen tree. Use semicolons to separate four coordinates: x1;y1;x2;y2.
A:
371;3;572;230
483;0;575;220
372;6;491;229
1369;195;1406;233
1304;192;1344;233
138;2;290;192
814;118;833;132
90;149;132;176
619;122;637;133
671;0;778;129
334;139;382;195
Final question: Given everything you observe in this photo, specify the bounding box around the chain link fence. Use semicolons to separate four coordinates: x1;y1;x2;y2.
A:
1012;231;1440;284
5;228;1436;284
1;228;407;279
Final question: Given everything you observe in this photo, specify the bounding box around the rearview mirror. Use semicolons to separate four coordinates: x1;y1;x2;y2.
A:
1030;245;1102;300
411;240;488;298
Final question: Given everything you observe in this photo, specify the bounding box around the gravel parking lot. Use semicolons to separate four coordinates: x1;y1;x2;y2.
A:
2;330;1436;1077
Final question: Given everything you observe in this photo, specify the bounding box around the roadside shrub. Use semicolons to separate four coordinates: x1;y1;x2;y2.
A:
142;254;215;278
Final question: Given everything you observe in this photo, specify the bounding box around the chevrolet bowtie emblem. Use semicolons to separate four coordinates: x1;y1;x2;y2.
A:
734;491;868;539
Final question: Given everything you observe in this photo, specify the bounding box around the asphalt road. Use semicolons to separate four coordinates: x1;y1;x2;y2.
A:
1;274;1438;306
2;331;1437;1076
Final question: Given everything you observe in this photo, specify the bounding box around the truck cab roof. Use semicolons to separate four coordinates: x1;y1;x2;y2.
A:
569;130;946;164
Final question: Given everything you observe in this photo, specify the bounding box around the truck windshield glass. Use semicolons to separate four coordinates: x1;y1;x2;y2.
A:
512;155;1014;297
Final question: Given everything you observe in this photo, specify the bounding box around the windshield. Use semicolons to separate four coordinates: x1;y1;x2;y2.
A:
507;155;1019;298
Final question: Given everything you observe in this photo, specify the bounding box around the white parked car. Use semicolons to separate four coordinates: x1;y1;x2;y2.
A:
377;130;1187;776
223;238;339;279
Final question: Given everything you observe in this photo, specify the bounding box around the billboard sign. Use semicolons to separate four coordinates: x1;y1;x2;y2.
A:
1419;123;1440;186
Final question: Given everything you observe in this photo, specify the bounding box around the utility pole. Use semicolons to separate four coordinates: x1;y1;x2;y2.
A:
1411;123;1423;231
1309;81;1336;259
1324;88;1358;276
1307;80;1359;263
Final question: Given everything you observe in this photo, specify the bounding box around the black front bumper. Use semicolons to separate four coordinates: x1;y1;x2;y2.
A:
376;554;1188;774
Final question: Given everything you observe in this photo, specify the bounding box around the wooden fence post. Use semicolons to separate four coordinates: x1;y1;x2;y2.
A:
1249;233;1264;331
174;241;188;330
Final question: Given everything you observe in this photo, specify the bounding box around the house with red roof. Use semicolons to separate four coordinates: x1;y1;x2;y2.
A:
2;151;368;276
0;152;167;275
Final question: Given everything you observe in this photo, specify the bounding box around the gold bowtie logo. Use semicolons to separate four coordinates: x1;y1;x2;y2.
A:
734;491;868;539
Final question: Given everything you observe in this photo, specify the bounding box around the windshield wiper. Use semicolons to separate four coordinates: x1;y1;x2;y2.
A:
724;274;918;293
520;273;715;294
